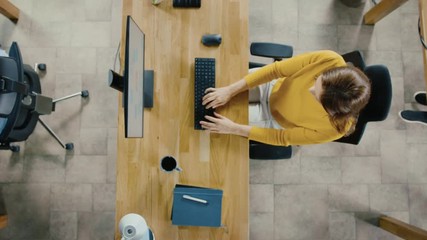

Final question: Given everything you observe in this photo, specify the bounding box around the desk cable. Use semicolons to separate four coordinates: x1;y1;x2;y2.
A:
419;16;427;50
114;42;121;72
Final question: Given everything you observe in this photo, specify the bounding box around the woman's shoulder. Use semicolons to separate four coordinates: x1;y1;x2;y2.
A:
313;50;344;63
294;50;346;67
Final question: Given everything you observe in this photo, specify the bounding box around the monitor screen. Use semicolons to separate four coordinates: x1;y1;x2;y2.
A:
124;16;145;138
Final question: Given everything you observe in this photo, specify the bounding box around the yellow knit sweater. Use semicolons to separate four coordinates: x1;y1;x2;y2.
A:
244;50;349;146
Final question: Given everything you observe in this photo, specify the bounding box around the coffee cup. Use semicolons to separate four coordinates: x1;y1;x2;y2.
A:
160;156;182;173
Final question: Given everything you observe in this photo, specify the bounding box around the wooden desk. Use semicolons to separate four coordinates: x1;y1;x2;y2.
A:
364;0;408;25
0;0;19;22
115;1;249;239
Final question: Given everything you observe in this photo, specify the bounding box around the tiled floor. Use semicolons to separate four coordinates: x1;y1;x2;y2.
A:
0;0;426;239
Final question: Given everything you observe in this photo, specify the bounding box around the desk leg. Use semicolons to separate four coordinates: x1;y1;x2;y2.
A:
364;0;408;25
0;188;7;229
0;0;20;22
379;215;427;239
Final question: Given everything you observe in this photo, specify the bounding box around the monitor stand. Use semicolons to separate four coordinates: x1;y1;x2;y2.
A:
143;70;154;108
108;69;154;108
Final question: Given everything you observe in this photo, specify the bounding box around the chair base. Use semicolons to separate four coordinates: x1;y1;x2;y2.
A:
1;62;89;152
414;91;427;106
34;63;87;151
0;143;20;152
39;90;89;151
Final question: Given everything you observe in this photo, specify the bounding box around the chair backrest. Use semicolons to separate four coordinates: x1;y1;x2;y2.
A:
0;57;21;141
360;65;392;122
335;64;392;144
0;42;28;142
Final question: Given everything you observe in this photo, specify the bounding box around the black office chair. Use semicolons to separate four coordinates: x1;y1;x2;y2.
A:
248;44;392;159
334;51;392;144
0;42;89;152
248;42;294;160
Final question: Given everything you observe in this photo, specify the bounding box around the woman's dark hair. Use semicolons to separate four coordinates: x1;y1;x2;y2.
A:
320;66;371;135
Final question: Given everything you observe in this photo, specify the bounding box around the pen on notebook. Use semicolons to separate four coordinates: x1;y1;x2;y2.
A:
183;195;208;204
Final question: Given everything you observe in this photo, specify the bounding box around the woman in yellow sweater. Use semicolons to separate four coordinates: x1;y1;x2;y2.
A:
200;50;371;146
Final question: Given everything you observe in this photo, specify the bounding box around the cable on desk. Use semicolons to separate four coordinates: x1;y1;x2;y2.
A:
419;16;427;50
113;42;121;72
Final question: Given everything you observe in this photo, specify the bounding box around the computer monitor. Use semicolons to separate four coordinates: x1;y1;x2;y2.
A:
108;15;154;138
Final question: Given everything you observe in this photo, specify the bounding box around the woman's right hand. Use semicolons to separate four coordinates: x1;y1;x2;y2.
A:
202;86;232;109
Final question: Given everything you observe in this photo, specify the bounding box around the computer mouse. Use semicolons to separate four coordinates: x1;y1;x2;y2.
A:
201;34;222;46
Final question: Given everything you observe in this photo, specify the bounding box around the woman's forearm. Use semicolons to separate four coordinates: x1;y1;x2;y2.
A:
232;123;251;138
226;80;250;137
227;78;249;98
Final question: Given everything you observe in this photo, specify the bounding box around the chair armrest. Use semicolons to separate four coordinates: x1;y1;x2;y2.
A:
250;42;293;61
249;140;292;159
0;75;28;94
341;50;366;70
249;62;266;69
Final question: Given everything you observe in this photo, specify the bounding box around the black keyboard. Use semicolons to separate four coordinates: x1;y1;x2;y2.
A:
194;58;215;130
173;0;201;8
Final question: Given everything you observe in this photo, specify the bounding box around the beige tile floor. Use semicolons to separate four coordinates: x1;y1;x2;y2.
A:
0;0;426;239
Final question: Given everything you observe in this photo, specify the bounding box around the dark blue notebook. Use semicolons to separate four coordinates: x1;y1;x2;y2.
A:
171;184;223;227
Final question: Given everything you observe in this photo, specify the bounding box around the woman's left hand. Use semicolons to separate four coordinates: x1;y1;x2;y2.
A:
200;112;251;137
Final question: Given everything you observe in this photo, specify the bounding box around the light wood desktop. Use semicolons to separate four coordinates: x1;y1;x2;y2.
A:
0;0;19;22
115;0;249;240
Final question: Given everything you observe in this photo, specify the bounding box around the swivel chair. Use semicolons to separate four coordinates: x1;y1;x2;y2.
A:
0;42;89;152
333;51;392;145
248;42;294;159
248;43;392;159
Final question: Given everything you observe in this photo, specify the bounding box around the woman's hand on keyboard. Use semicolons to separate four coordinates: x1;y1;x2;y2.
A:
200;112;250;137
202;87;232;109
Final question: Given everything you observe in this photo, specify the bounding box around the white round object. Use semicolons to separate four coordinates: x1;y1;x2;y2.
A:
119;213;149;240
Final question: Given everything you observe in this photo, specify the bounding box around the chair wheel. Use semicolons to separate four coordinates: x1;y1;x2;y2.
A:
81;90;89;98
37;63;47;71
10;145;20;153
65;143;74;150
